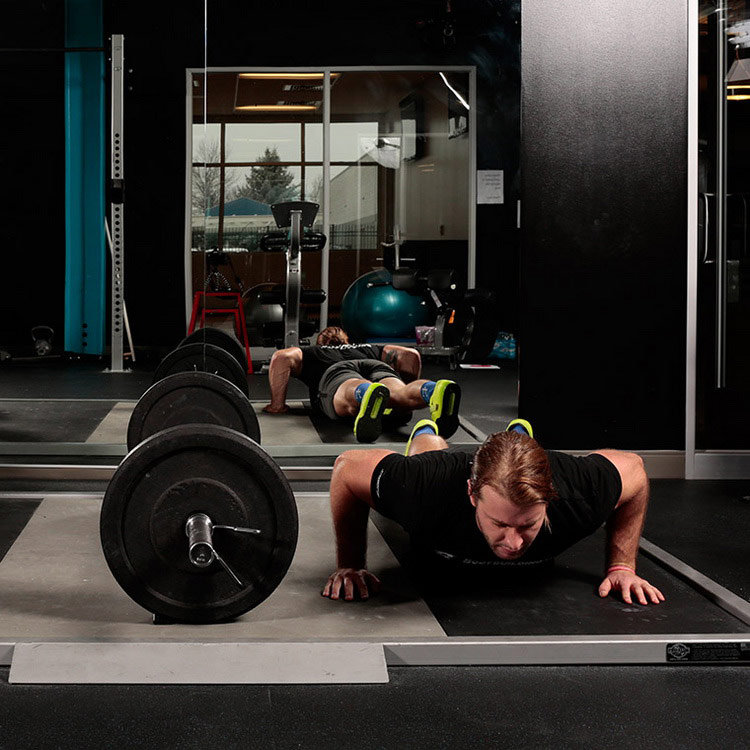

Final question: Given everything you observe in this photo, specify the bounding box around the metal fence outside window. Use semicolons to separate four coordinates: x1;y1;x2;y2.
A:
191;224;378;252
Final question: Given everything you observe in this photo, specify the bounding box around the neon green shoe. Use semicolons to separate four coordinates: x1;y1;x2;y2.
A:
429;380;461;438
506;418;534;438
353;383;389;443
404;418;439;456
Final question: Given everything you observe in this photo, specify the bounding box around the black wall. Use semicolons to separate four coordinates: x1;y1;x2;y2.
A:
519;0;688;450
106;0;521;348
0;1;521;355
0;1;65;351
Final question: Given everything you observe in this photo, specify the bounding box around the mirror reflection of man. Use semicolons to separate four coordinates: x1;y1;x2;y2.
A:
263;326;461;444
322;420;665;606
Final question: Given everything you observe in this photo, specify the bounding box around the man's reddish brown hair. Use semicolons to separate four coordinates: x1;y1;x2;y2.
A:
316;326;349;346
469;431;558;509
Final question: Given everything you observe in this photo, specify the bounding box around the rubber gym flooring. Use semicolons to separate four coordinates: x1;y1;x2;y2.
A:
0;492;746;643
0;356;748;746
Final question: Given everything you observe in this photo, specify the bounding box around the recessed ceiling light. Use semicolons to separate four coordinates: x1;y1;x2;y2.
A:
234;104;319;111
238;72;340;80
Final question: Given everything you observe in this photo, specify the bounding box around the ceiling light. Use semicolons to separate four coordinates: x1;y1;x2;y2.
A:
238;72;340;80
234;104;319;112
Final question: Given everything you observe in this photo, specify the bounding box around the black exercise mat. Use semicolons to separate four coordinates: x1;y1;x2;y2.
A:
0;360;153;400
0;401;118;442
0;499;42;563
372;515;749;636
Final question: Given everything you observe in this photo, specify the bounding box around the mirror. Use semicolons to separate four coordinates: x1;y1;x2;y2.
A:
0;3;521;457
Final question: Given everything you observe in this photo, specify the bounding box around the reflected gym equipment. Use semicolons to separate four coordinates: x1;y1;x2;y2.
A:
101;424;298;623
31;326;54;357
179;327;249;373
251;201;327;349
187;291;253;373
340;268;430;340
152;342;249;397
243;282;285;346
126;371;261;450
349;244;499;362
391;267;499;362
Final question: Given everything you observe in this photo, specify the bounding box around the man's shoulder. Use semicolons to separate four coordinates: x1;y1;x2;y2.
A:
546;450;622;503
377;447;474;477
546;450;619;476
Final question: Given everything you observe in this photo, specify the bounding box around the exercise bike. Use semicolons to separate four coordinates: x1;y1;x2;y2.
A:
246;201;327;350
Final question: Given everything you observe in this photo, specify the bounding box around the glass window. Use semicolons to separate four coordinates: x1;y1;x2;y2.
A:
330;122;379;162
304;123;323;162
192;123;221;163
225;123;301;163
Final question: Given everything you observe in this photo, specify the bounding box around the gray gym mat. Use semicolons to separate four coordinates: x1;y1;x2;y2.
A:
86;402;134;443
84;400;322;446
252;401;322;444
9;641;389;684
0;494;444;641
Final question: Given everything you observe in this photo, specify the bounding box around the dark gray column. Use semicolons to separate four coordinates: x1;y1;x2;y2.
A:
519;0;688;449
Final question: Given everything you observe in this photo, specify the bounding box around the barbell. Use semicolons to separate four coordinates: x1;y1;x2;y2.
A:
101;423;298;624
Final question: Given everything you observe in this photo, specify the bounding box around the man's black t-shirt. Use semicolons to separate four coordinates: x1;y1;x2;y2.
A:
370;448;622;566
298;344;385;393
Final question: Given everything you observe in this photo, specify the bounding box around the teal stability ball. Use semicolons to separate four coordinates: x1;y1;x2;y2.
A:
341;268;429;340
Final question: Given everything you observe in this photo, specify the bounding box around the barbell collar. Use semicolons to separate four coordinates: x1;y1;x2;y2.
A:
186;513;215;567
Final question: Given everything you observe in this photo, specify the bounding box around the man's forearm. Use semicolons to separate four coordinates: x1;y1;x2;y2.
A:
332;493;370;569
267;358;292;407
383;346;421;383
605;481;649;569
329;460;371;569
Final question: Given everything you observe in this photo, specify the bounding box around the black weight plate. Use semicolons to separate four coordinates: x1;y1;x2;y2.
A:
101;424;298;623
153;342;249;397
127;371;261;450
179;327;248;372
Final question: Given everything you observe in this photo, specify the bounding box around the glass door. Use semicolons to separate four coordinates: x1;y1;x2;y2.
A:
694;1;750;475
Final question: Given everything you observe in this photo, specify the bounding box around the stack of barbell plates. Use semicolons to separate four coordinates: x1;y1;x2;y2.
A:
153;342;249;396
179;327;248;373
127;371;260;450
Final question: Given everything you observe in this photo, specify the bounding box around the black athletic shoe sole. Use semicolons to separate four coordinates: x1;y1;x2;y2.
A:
430;380;461;439
353;383;389;443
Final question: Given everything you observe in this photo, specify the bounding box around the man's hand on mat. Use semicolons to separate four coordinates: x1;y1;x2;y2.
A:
598;570;665;605
322;568;382;601
263;403;289;414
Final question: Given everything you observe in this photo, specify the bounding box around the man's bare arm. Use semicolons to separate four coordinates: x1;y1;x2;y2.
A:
381;344;422;383
263;347;303;413
591;449;665;605
322;448;393;600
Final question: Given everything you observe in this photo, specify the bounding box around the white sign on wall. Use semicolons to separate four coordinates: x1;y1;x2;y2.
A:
477;170;504;204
